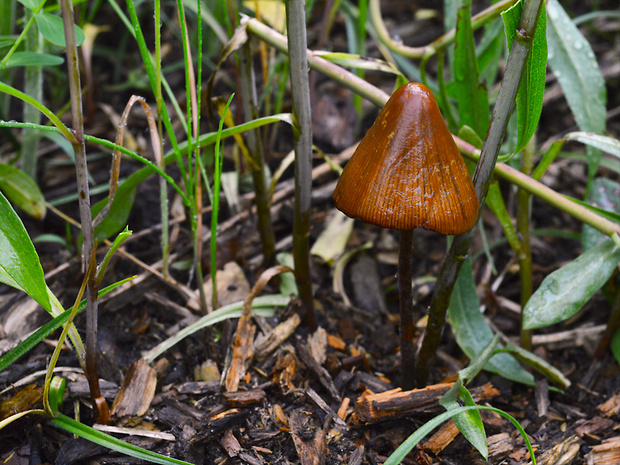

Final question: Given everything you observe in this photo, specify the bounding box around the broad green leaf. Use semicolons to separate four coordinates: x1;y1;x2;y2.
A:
4;51;63;68
546;0;606;188
34;13;85;47
17;0;40;11
476;18;504;88
449;260;535;385
502;0;547;153
0;191;50;311
0;163;46;219
581;178;620;251
453;0;489;139
523;238;620;330
50;414;193;465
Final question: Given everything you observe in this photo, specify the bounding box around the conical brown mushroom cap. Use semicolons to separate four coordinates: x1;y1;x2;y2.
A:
333;83;479;235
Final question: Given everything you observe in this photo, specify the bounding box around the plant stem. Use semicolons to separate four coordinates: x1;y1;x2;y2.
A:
369;0;519;59
285;0;315;328
399;230;416;389
59;0;108;423
414;0;545;387
238;39;276;266
518;139;534;350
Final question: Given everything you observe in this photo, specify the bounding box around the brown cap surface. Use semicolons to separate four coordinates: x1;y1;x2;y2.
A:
333;83;479;235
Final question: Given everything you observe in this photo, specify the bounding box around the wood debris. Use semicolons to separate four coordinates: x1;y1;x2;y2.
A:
111;358;157;418
586;436;620;465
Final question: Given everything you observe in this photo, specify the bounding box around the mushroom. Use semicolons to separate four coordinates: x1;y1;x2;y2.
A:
333;82;478;389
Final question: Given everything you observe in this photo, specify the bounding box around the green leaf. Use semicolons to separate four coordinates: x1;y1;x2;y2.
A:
4;51;64;68
523;238;620;330
449;260;535;385
0;277;134;373
502;0;547;153
92;184;137;242
611;328;620;365
565;132;620;158
50;414;193;465
17;0;41;11
546;0;606;188
383;405;537;465
440;383;488;459
581;178;620;251
0;191;50;311
453;0;489;139
503;343;570;390
34;13;85;47
0;163;46;219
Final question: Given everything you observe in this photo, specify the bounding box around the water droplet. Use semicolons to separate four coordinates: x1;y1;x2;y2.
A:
573;40;583;50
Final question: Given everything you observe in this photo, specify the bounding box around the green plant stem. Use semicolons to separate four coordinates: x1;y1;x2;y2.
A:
454;137;620;237
399;229;416;389
245;16;390;108
238;39;276;266
59;0;107;424
369;0;518;59
518;139;535;350
21;7;43;180
414;0;545;387
285;0;315;328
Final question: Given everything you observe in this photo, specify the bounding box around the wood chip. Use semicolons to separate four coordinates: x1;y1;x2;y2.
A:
222;313;256;393
254;313;301;361
223;389;266;407
422;419;460;454
111;359;157;418
586;436;620;465
220;430;242;457
289;411;326;465
296;339;341;402
487;432;514;460
597;392;620;418
353;382;499;424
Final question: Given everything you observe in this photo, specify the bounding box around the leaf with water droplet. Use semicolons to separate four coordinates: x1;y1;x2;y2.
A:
523;237;620;330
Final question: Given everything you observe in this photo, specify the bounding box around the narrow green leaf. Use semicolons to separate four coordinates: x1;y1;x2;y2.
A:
34;13;85;47
546;0;606;187
581;178;620;251
0;191;50;311
611;328;620;365
502;0;547;153
449;260;535;385
0;163;46;219
383;405;537;465
50;414;193;465
0;277;134;372
453;0;489;139
523;238;620;330
503;343;570;390
17;0;40;11
4;51;63;68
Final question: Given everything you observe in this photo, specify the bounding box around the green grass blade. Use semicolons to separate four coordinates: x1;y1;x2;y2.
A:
50;413;192;465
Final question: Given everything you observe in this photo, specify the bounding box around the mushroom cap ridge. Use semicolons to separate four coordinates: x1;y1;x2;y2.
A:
333;82;479;235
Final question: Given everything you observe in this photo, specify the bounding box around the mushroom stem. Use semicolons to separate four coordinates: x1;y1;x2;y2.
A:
398;229;416;390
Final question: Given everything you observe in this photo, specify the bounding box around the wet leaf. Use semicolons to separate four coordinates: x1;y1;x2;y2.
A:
546;0;606;187
523;238;620;330
581;178;620;251
449;260;535;385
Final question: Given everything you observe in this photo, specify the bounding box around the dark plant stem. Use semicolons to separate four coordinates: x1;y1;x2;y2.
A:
593;292;620;360
518;139;534;350
399;229;416;390
285;0;315;328
59;0;108;424
238;39;276;266
414;0;545;387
